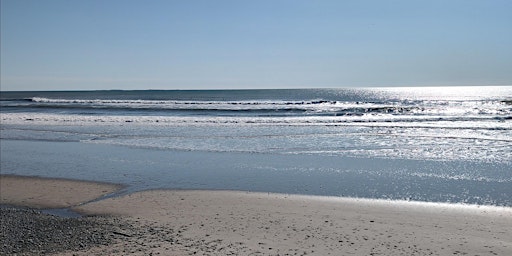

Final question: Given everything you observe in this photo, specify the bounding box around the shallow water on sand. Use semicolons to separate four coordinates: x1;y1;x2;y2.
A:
1;139;510;206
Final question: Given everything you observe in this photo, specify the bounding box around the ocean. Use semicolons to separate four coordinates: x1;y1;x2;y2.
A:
1;86;511;206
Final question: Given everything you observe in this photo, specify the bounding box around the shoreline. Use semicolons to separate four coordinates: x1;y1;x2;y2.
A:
1;174;510;212
0;174;123;209
1;175;511;255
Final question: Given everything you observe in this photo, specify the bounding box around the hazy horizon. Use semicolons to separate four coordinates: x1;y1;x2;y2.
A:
2;85;512;93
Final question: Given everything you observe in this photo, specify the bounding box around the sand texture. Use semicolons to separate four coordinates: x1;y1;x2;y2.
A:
1;175;511;255
0;175;122;208
73;190;512;256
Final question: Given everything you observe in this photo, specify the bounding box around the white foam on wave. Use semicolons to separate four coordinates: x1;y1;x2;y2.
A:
6;112;510;162
2;112;511;131
29;97;350;111
27;97;512;117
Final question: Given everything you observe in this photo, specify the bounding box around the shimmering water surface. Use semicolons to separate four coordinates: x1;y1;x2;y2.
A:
1;87;511;206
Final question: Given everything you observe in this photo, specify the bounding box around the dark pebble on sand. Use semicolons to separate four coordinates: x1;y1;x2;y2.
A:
0;207;126;255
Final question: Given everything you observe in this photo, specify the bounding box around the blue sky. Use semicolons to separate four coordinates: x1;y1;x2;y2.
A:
1;0;511;91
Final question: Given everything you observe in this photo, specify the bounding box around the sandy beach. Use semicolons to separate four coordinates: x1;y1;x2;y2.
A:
0;175;122;209
1;175;511;255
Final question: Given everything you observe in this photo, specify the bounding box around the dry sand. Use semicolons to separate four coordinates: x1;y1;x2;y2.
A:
1;175;511;255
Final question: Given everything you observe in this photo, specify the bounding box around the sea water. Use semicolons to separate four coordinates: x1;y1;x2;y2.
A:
1;87;511;206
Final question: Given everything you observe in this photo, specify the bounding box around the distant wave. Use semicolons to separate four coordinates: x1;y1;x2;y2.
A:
29;97;332;105
2;112;511;131
0;97;503;118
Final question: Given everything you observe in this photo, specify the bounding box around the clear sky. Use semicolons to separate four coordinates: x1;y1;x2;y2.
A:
1;0;511;91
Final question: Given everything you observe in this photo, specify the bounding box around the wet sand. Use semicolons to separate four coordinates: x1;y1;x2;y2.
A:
1;175;511;255
0;175;122;208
